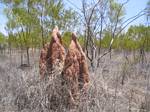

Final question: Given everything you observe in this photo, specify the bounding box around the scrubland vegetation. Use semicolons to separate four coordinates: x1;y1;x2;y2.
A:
0;50;150;112
0;0;150;112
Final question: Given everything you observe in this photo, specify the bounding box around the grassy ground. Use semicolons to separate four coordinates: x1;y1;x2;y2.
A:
0;50;150;112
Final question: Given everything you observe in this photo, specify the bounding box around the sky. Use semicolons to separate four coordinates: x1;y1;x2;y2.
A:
0;0;149;36
0;3;7;36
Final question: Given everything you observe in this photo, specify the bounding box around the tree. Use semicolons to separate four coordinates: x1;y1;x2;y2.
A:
2;0;78;66
81;0;126;68
0;32;6;54
146;0;150;23
0;32;6;44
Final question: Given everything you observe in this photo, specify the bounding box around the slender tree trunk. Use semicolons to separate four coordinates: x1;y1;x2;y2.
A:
21;47;23;65
9;42;12;63
41;25;44;47
41;8;44;47
97;38;102;67
110;46;112;59
97;21;102;64
84;29;87;51
26;47;30;65
98;15;103;55
0;45;2;54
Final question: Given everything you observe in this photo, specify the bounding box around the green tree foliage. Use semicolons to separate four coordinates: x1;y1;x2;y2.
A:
0;33;6;44
107;0;125;34
101;31;111;48
108;0;125;25
2;0;78;47
99;25;150;51
62;32;84;48
1;0;78;65
62;32;72;48
146;0;150;21
127;25;150;51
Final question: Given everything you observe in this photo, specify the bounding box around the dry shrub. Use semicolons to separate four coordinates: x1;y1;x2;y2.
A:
0;51;150;112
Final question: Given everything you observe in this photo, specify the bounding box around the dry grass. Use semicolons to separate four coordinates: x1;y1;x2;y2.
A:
0;50;150;112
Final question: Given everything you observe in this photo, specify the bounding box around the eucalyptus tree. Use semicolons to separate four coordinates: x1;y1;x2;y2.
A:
106;0;127;59
2;0;40;65
146;0;150;22
4;11;17;56
0;33;5;44
32;0;79;47
126;25;150;63
2;0;78;65
0;32;6;54
145;0;150;52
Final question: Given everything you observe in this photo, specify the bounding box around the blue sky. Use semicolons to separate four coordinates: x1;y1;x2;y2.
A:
0;0;149;36
64;0;148;25
0;3;7;35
